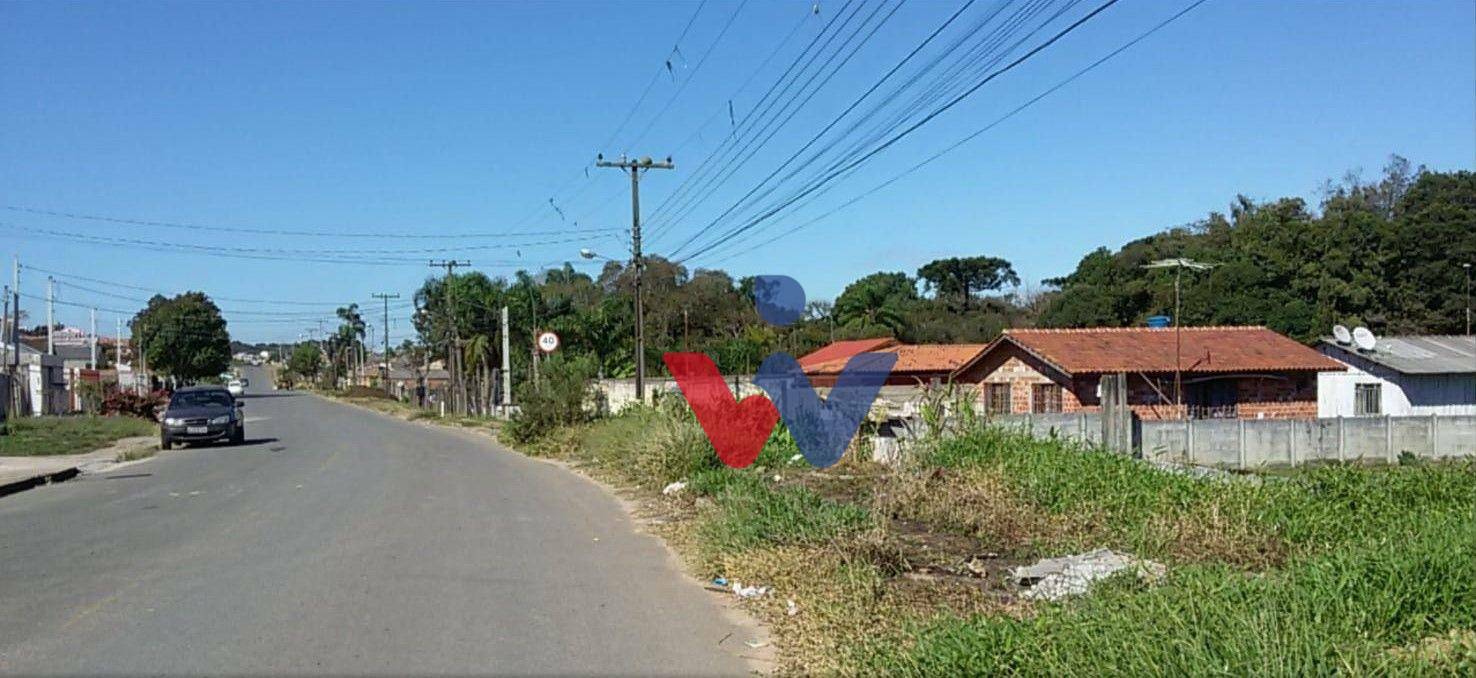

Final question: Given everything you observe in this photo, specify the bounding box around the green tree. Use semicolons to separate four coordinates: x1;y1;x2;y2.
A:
834;272;916;336
288;343;323;381
131;292;231;383
917;255;1020;310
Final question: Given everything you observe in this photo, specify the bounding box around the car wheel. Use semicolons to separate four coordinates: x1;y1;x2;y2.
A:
160;433;173;451
231;424;245;445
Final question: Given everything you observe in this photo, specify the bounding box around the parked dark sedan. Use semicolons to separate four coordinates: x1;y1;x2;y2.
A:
160;385;245;449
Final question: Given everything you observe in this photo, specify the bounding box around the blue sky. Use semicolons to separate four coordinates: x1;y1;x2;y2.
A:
3;0;1472;343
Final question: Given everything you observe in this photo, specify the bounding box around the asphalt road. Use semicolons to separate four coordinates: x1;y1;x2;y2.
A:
0;366;755;676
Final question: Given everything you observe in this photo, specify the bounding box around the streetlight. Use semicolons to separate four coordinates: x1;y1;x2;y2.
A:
1143;258;1217;416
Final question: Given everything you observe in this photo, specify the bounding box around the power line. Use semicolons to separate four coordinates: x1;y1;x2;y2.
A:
676;0;1072;255
698;0;1211;265
2;205;620;240
675;0;1124;262
601;0;711;153
623;0;750;151
644;0;899;245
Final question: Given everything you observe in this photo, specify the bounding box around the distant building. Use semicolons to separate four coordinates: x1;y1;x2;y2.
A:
1317;335;1476;417
800;340;988;387
955;326;1345;420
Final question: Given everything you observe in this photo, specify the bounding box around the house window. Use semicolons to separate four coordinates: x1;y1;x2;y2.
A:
1032;384;1063;413
984;383;1011;415
1354;383;1381;416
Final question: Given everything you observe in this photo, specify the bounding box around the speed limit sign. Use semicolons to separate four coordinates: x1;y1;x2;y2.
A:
537;331;560;354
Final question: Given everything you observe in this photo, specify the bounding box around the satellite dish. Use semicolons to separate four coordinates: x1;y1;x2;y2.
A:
1352;326;1377;351
1333;325;1352;345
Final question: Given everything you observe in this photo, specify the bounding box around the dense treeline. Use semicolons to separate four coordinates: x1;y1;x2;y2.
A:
1040;157;1476;341
401;156;1473;383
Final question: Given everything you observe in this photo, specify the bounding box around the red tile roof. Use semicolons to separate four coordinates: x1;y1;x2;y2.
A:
805;343;988;376
983;326;1344;375
797;337;899;369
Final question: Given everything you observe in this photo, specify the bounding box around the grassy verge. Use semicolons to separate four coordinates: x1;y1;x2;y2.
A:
0;415;157;457
512;402;1476;675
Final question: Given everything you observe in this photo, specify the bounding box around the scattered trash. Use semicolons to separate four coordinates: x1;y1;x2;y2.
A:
786;599;799;616
744;639;769;649
712;577;729;587
592;537;600;542
771;474;782;482
662;481;687;496
1012;548;1165;601
789;454;803;464
731;580;771;599
961;554;997;577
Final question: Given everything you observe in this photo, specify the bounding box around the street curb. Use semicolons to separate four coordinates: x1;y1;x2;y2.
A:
0;437;159;500
0;466;83;499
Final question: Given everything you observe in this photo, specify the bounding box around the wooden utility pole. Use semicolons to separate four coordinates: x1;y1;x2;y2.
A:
428;260;470;414
372;292;400;397
595;153;673;403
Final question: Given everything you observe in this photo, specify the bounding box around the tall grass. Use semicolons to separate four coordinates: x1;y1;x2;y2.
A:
511;401;1476;675
862;426;1476;675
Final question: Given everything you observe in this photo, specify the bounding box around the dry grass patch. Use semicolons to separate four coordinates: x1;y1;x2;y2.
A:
878;465;1055;557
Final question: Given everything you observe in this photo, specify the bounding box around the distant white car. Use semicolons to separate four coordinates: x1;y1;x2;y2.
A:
227;379;247;396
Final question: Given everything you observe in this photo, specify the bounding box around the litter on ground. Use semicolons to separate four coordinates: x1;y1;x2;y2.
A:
786;599;799;616
661;480;687;496
731;581;771;599
1011;548;1165;601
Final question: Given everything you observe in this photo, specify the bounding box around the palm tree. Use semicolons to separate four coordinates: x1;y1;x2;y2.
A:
462;333;495;414
835;283;905;335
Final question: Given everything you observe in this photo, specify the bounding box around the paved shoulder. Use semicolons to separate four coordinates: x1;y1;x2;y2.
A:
0;391;756;676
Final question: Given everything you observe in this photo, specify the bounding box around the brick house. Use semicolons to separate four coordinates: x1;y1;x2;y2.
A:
953;326;1344;420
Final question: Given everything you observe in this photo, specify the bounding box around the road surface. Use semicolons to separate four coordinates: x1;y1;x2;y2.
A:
0;367;755;675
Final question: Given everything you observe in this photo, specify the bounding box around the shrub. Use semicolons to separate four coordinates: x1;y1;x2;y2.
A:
504;354;598;443
101;390;168;420
341;385;394;400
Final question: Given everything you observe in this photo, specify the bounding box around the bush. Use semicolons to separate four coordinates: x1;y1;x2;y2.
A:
504;354;598;443
341;385;394;400
101;390;168;421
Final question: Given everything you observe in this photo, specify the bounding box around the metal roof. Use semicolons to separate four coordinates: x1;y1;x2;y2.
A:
1320;335;1476;375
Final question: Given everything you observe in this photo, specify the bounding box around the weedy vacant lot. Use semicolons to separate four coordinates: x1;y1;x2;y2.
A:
521;402;1476;676
0;415;156;457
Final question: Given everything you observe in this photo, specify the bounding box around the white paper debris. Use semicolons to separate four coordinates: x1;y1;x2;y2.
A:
1012;548;1165;601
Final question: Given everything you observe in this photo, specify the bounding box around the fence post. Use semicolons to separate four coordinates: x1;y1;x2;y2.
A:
1337;416;1346;463
1288;420;1298;467
1385;414;1395;464
1238;418;1247;469
1430;413;1440;458
1185;418;1195;465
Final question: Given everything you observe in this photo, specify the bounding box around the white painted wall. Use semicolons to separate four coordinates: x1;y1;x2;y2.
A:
1318;353;1476;417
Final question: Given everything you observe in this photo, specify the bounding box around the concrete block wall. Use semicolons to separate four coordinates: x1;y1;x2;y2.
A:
1140;415;1476;469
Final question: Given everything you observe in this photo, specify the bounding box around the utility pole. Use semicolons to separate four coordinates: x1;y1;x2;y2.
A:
2;284;9;414
1144;258;1215;417
89;307;97;369
373;293;400;397
429;260;470;414
116;316;124;371
500;305;511;411
595;153;673;403
1463;262;1471;336
46;276;55;355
